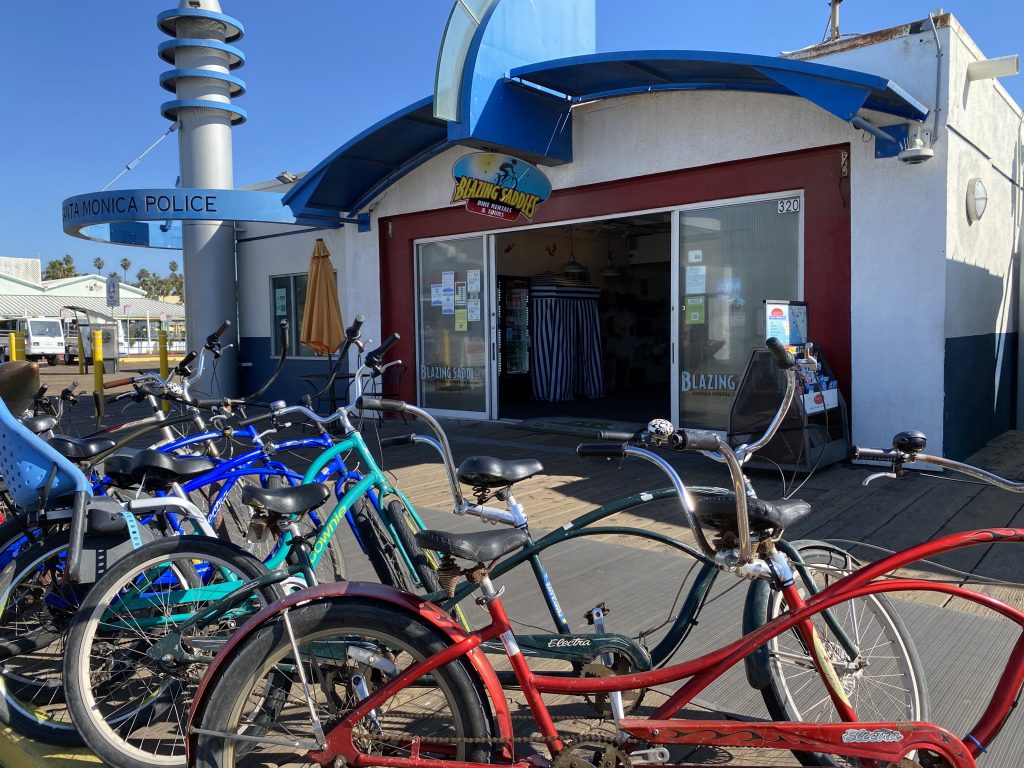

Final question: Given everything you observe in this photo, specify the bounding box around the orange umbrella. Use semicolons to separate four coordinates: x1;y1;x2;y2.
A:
300;239;344;355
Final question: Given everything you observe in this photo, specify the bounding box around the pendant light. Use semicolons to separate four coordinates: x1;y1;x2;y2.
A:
560;225;587;280
600;231;621;280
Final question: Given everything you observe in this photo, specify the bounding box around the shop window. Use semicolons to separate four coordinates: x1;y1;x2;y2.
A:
678;196;801;429
270;273;314;357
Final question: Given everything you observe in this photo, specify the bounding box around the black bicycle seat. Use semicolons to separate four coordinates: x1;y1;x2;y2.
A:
20;414;57;434
48;435;118;460
130;449;218;487
457;456;543;489
691;489;811;537
102;453;136;486
242;482;331;518
415;527;530;562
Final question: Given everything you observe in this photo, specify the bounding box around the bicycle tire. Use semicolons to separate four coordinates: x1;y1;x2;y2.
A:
753;540;929;767
387;499;442;594
0;530;82;744
192;599;492;768
352;496;413;591
64;536;286;768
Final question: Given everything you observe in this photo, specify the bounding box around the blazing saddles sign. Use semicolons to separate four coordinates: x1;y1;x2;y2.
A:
451;152;551;222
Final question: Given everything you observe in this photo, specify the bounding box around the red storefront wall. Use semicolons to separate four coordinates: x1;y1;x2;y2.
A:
379;145;852;409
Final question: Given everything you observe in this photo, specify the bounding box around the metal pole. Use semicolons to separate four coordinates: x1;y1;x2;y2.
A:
159;329;170;413
93;329;104;419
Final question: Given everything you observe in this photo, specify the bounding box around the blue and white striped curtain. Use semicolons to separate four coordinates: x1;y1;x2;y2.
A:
530;283;603;402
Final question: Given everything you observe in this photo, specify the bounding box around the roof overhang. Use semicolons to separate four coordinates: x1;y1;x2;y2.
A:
508;51;928;123
284;51;928;220
282;97;452;219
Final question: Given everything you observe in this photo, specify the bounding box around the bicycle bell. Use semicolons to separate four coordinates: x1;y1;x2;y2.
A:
647;418;675;444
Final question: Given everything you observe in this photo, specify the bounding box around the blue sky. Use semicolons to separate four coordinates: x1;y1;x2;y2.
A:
0;1;1020;278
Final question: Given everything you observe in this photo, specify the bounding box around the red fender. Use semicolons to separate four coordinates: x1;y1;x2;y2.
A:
186;581;512;765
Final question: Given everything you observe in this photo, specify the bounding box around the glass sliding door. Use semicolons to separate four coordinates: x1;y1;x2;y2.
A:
674;195;802;430
415;236;494;417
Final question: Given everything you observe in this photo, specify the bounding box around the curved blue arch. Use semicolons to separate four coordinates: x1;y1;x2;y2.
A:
157;8;244;42
161;98;247;125
158;38;245;70
160;68;246;97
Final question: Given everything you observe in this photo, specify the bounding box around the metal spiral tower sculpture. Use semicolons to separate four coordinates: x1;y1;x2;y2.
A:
156;1;245;394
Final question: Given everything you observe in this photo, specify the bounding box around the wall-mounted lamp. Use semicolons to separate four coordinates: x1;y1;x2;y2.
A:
966;177;988;223
276;171;299;184
967;55;1020;82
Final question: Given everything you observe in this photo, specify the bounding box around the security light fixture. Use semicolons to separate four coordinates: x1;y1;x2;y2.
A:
967;55;1020;82
966;178;988;223
276;171;298;184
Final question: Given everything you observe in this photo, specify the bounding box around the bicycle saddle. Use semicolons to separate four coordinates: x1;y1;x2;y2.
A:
691;490;811;537
242;482;331;518
102;453;136;486
130;449;218;487
415;528;530;562
48;435;117;460
457;456;543;489
19;414;57;434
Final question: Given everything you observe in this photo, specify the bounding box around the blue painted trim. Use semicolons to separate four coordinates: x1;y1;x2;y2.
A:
158;38;245;69
161;99;247;125
157;8;244;43
160;68;246;96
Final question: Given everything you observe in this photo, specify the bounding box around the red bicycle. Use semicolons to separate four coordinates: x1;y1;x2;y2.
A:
186;347;1023;768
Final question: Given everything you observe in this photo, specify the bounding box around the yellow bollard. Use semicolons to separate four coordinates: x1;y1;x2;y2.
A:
93;329;104;419
14;333;24;362
159;329;169;413
7;332;16;362
77;332;85;375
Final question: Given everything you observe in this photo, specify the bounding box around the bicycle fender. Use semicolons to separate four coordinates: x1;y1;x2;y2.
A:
742;577;773;690
186;581;513;761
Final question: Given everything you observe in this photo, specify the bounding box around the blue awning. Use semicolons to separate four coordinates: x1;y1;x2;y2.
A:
285;51;928;219
508;51;928;122
282;97;452;217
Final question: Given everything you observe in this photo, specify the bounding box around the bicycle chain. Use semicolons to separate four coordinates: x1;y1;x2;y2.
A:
359;710;624;747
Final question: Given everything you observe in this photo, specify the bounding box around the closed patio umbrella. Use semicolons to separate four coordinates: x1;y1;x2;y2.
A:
300;239;344;356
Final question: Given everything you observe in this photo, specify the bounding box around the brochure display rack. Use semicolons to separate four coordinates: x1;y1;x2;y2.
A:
728;346;849;472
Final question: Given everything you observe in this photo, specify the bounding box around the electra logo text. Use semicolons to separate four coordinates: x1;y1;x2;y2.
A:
841;728;904;744
547;637;591;648
313;507;346;555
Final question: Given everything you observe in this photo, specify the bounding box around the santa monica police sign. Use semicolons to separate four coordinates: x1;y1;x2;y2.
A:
62;188;345;250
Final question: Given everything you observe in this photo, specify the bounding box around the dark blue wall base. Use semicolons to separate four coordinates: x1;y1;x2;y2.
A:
239;336;352;406
943;332;1017;460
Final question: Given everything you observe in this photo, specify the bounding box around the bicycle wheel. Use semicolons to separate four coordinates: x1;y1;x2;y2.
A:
64;536;286;768
758;540;929;767
0;530;82;744
352;496;413;591
192;599;492;768
387;499;442;594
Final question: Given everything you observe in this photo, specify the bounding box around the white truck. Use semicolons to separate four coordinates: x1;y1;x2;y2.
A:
0;316;66;365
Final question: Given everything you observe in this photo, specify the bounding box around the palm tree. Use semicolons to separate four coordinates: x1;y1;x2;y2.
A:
119;258;131;282
168;260;178;275
93;257;105;274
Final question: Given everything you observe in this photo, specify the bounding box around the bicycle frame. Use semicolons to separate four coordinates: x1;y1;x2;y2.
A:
190;526;1024;767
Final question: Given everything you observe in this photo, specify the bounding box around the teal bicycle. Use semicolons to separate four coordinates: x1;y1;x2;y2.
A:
62;368;446;768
